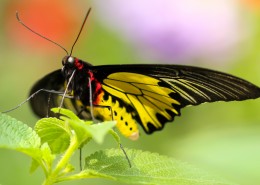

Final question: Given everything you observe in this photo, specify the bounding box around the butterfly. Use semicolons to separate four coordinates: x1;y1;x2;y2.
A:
19;9;260;140
29;56;260;140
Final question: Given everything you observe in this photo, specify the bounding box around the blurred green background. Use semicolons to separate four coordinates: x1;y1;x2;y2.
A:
1;0;260;185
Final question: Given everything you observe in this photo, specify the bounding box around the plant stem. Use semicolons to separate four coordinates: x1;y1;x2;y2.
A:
42;133;79;185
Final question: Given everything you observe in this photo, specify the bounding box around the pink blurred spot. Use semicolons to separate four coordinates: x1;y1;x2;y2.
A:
93;0;246;65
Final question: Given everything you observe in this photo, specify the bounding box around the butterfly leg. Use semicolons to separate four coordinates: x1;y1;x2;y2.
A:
92;105;132;168
2;88;73;114
120;143;132;168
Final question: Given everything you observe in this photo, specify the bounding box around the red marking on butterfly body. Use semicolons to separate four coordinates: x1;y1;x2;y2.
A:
88;70;103;104
74;58;84;70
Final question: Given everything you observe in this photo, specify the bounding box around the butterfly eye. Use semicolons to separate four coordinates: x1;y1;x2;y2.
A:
62;56;74;66
68;56;75;64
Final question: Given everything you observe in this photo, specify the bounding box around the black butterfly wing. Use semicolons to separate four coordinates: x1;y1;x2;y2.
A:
92;64;260;105
91;64;260;133
29;70;89;119
29;64;260;134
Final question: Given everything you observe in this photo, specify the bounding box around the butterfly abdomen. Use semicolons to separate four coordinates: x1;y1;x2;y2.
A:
94;91;140;140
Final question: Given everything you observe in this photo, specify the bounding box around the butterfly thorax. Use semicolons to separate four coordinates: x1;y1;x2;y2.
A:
61;56;102;105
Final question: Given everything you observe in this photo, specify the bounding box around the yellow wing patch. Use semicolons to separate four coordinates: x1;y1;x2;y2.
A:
103;79;142;95
101;72;182;135
94;91;140;140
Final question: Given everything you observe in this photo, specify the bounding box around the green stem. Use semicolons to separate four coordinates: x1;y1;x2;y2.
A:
55;171;98;183
42;133;79;185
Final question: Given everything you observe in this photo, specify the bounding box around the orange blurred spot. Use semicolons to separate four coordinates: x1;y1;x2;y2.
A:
240;0;260;11
4;0;88;54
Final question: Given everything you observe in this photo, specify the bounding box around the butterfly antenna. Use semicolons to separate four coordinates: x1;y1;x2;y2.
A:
16;11;69;55
69;8;92;56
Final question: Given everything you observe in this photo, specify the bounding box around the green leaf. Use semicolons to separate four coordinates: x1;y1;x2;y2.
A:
0;113;54;174
40;143;55;170
51;108;91;145
51;107;81;121
81;148;235;185
67;119;116;145
50;108;117;145
80;121;117;144
64;118;117;145
35;117;70;154
0;113;41;150
64;119;92;146
30;158;40;173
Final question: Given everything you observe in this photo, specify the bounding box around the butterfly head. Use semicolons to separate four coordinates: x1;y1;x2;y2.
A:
62;55;93;75
62;56;81;70
61;55;94;94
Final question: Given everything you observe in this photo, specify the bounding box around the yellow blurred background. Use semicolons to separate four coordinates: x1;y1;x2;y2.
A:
1;0;260;185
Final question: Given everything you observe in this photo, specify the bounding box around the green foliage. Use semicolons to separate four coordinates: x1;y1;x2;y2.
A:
35;117;70;154
82;149;235;185
0;110;236;185
0;113;41;149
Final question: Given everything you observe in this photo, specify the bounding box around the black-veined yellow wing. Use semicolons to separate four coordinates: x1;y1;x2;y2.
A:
92;64;260;134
